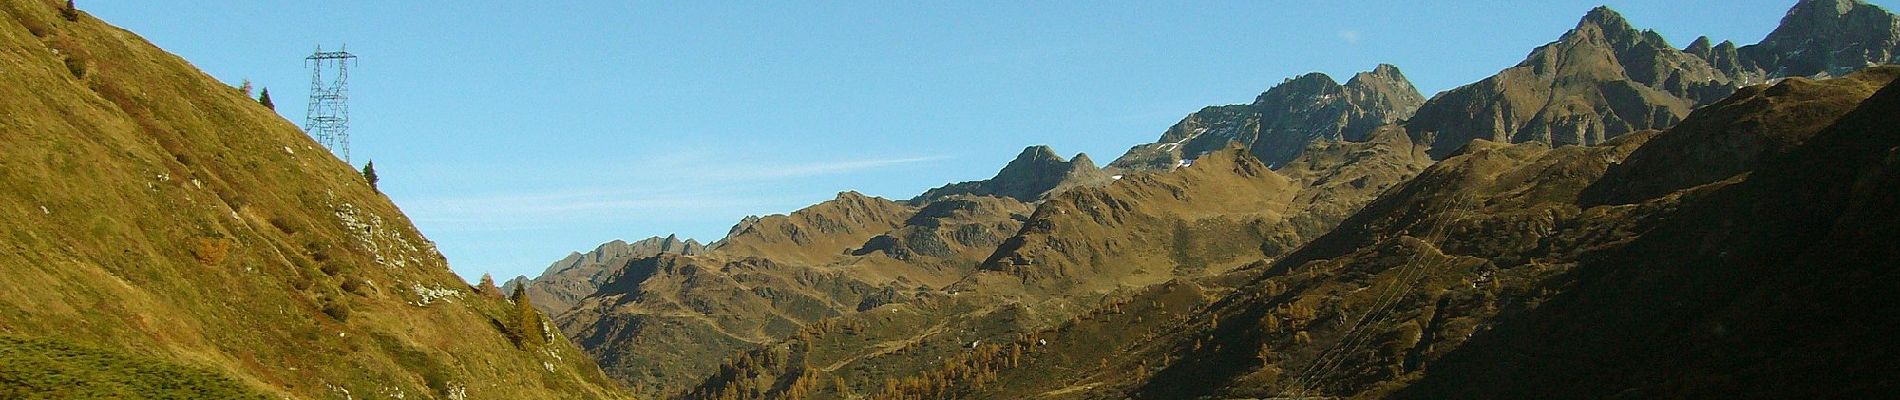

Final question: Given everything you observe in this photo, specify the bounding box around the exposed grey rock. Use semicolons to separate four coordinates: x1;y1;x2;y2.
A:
1109;64;1424;171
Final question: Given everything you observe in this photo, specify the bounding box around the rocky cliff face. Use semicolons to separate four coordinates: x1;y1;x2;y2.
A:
1739;0;1900;78
1410;1;1900;159
1111;64;1425;171
1406;6;1736;158
913;145;1112;204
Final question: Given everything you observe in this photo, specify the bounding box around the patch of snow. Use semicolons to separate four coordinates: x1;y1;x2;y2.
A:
1110;175;1123;180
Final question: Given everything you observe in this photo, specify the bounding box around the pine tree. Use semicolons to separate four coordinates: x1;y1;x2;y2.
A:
361;160;379;192
237;79;252;96
258;88;274;110
60;0;78;21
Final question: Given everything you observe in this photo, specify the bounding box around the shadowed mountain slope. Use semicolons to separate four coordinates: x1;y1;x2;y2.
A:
918;58;1900;400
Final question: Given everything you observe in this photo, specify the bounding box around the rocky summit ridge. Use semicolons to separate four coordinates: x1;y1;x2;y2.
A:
1110;64;1425;171
1407;0;1900;159
913;145;1112;204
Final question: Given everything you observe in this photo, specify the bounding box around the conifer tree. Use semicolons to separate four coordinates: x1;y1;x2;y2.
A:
361;160;379;191
258;88;274;110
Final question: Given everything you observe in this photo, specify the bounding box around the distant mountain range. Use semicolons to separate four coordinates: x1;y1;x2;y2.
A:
509;1;1900;398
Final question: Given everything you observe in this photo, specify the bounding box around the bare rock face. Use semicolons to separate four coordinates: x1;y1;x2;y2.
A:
1406;6;1736;159
1739;0;1900;78
913;145;1112;203
1110;64;1425;171
1410;2;1900;160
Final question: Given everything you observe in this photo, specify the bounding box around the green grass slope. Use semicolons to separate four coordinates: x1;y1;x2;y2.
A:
0;1;629;398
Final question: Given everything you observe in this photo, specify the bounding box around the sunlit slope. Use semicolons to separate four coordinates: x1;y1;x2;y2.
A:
0;1;628;398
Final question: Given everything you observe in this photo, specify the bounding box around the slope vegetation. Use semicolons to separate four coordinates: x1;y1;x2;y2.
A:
0;1;627;398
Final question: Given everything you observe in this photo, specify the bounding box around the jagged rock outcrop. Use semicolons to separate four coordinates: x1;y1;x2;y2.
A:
1739;0;1900;78
913;145;1111;204
1411;2;1900;160
1406;6;1737;158
505;234;706;315
1112;64;1425;171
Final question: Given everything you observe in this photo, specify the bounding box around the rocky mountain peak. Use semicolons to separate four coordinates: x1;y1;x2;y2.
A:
1008;145;1065;166
1068;153;1097;170
1109;64;1423;171
915;145;1110;203
1793;0;1861;18
1743;0;1900;77
1687;35;1716;56
1265;72;1342;98
1346;63;1408;88
1578;5;1634;32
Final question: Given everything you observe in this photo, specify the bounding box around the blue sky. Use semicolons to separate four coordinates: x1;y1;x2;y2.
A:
80;1;1886;282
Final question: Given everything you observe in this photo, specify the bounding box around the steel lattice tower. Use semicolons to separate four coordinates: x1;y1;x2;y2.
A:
304;45;357;162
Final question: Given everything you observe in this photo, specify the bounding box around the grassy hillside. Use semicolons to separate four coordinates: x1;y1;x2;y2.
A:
0;1;628;398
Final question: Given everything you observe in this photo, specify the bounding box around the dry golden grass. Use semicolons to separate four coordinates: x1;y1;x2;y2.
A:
0;1;631;397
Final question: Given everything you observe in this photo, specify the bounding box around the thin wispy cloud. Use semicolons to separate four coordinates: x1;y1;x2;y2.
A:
706;155;952;180
1339;30;1361;45
398;153;949;231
